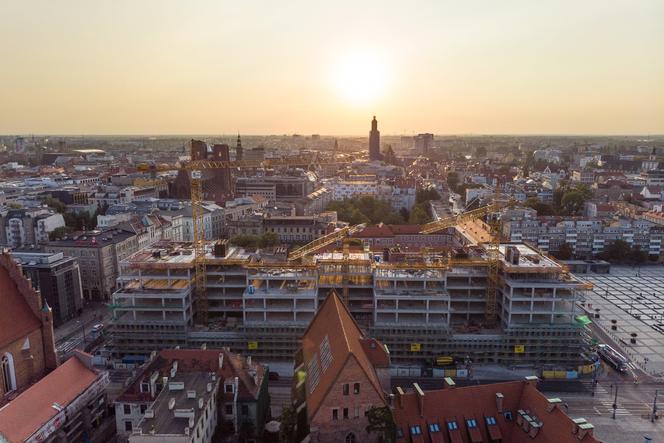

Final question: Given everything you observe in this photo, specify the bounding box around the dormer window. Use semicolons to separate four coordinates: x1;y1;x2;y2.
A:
224;383;234;393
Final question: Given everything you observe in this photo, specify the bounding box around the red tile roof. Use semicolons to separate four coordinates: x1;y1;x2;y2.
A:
301;291;389;419
0;354;99;443
0;255;41;348
393;380;601;443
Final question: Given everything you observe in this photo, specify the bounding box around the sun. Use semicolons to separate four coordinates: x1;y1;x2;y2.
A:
333;51;389;105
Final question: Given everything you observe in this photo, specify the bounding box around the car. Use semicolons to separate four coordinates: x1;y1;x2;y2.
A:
91;323;104;334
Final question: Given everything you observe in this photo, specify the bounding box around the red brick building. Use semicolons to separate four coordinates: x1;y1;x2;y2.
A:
0;251;58;403
294;291;391;443
393;377;601;443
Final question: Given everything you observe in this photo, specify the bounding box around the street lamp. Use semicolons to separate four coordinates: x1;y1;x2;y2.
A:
76;320;86;345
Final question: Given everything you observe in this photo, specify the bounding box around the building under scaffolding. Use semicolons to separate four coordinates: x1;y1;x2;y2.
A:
109;239;594;370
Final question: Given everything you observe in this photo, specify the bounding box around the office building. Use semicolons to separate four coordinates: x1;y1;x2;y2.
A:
11;251;83;326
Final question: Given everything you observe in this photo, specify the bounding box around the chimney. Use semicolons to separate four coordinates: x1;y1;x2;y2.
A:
413;383;425;417
218;353;224;369
529;422;541;438
577;423;594;440
571;418;587;435
388;393;395;408
495;393;504;413
396;386;405;408
546;397;562;412
444;377;456;389
524;375;539;386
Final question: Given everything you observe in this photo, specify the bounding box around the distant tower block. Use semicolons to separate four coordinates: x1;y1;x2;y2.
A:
369;116;382;161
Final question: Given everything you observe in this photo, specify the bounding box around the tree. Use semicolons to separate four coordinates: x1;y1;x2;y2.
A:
601;240;631;262
524;197;555;216
560;190;586;216
49;226;72;241
41;197;66;213
259;232;279;248
416;188;441;204
366;406;396;443
553;243;574;260
408;203;431;224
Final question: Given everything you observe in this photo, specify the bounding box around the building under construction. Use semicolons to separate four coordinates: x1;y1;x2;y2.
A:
109;230;595;371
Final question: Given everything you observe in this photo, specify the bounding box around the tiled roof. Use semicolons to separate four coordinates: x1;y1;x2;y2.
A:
301;291;389;419
0;354;99;443
394;380;601;443
0;253;41;348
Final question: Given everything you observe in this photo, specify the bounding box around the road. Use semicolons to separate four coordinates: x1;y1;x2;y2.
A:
54;302;112;360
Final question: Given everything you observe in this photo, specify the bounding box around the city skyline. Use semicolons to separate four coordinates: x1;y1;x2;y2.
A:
1;0;663;136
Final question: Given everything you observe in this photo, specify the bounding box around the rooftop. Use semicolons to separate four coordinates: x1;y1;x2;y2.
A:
0;352;103;443
136;371;218;437
393;378;600;443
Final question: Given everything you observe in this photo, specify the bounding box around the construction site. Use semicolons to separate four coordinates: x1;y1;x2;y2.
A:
108;141;596;374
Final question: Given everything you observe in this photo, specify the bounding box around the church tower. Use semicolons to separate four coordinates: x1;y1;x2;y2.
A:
369;116;382;161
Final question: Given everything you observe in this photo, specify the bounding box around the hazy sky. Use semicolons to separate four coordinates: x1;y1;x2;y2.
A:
1;0;663;135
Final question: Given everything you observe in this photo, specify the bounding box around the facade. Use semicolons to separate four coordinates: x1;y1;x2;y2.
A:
0;208;65;248
293;291;391;443
503;208;664;259
393;377;600;443
263;213;335;243
11;251;84;326
0;252;58;401
0;351;110;443
369;116;381;161
116;349;269;443
45;229;139;300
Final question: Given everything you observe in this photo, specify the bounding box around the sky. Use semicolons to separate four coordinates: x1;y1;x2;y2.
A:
1;0;663;135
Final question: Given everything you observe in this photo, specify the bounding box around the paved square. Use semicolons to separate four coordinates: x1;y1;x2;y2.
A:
579;265;664;377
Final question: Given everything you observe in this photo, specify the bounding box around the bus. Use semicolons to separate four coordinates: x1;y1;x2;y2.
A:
597;344;628;373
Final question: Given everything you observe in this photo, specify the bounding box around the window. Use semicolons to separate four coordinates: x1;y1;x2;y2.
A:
225;384;234;393
447;421;458;430
345;433;357;443
343;383;349;395
343;408;349;419
503;411;513;421
123;404;131;415
1;354;16;393
140;405;147;414
225;404;233;415
124;421;133;432
428;423;441;433
466;419;477;428
410;425;422;435
242;405;249;416
354;406;360;418
486;416;497;426
354;383;360;394
332;409;339;420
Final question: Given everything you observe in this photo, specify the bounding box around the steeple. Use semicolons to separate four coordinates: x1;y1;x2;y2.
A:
236;133;243;161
